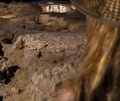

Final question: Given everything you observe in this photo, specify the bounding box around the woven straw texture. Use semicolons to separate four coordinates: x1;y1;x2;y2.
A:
72;0;120;27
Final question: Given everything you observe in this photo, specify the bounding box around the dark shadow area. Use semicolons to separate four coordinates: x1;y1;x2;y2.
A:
37;52;42;58
0;96;3;101
1;39;12;44
0;65;20;84
0;43;4;56
1;33;14;44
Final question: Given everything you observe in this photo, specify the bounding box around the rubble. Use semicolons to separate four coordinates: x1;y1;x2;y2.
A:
0;32;86;101
0;2;86;101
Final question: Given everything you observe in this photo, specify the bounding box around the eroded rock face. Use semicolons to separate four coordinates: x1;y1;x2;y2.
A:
0;32;86;101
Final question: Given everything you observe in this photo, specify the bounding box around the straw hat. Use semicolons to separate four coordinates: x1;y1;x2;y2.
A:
71;0;120;27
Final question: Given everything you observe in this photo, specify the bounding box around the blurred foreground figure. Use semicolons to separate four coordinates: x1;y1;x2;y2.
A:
56;0;120;101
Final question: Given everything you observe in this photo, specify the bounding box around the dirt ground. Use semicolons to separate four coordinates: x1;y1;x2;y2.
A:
0;2;87;101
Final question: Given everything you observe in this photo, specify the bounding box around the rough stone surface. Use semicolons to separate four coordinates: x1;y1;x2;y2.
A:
0;31;86;101
0;2;87;101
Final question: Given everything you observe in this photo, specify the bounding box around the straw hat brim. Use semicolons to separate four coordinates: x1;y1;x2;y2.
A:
71;0;120;27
